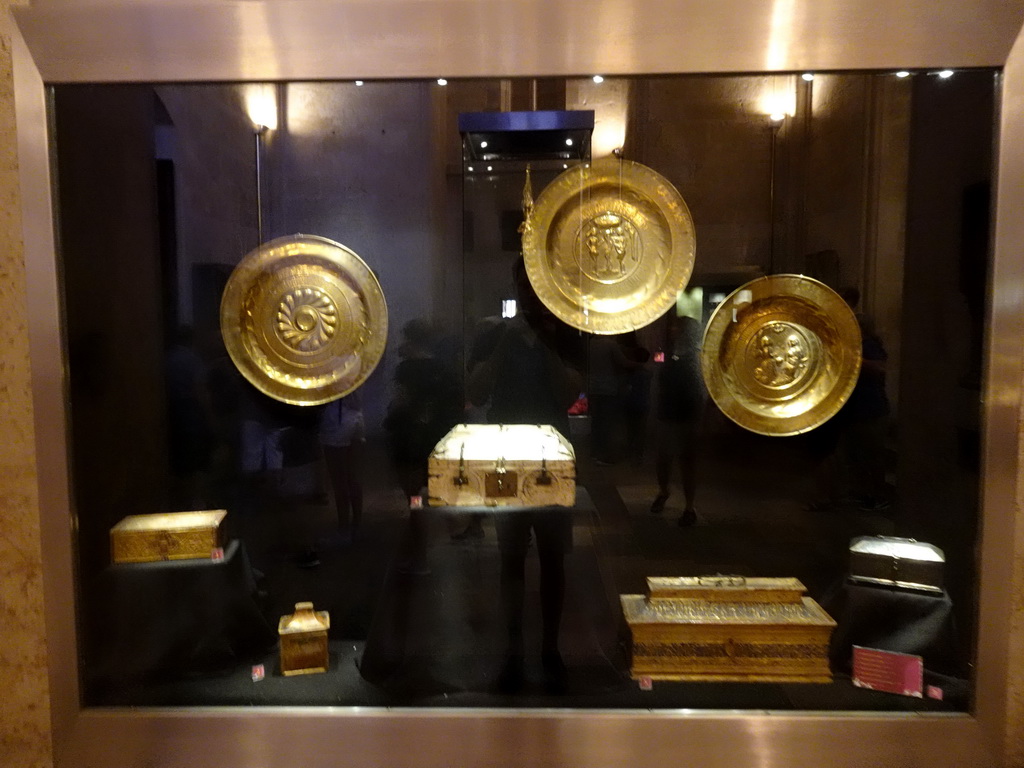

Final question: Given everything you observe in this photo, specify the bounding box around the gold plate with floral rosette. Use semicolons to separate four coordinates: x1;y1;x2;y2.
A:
521;157;696;334
701;274;862;436
219;234;388;405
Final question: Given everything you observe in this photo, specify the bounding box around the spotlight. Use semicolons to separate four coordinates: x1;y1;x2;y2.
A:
896;71;911;78
437;78;448;86
938;69;954;79
801;73;815;81
565;138;574;146
592;75;605;83
355;80;364;86
480;140;488;148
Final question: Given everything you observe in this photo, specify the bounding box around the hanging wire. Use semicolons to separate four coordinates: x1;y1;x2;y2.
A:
578;157;588;330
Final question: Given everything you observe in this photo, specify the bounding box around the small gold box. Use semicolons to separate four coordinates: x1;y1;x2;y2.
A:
110;510;227;564
622;576;836;683
278;602;330;676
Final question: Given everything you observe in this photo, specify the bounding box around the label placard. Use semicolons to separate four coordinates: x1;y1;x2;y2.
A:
852;646;923;698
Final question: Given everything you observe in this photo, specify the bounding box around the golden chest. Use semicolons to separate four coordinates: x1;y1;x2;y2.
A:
110;510;227;564
279;602;331;676
621;576;836;683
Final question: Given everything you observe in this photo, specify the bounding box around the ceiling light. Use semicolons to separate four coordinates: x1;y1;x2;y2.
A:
437;78;448;86
896;71;911;78
467;166;474;172
592;75;604;83
480;140;488;148
355;80;364;86
801;73;815;81
938;69;954;79
565;138;574;146
487;165;493;171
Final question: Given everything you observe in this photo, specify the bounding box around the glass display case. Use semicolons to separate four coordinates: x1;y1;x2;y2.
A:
49;70;992;713
12;2;1024;766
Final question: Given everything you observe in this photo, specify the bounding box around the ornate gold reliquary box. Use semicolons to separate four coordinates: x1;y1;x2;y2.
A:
279;602;330;676
621;576;836;683
110;509;227;564
427;423;576;508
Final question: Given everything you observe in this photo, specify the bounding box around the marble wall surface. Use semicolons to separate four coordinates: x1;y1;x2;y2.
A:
0;4;54;768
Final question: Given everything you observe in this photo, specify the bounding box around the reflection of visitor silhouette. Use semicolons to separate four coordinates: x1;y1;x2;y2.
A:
650;313;706;526
588;332;650;465
384;318;464;574
840;288;892;510
239;382;292;499
619;331;653;464
164;325;216;509
236;379;324;565
319;392;365;545
466;259;584;693
807;287;891;512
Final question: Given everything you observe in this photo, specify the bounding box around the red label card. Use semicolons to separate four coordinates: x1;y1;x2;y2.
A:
852;646;923;698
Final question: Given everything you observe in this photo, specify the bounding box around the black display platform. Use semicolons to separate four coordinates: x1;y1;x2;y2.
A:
825;580;961;677
90;539;276;687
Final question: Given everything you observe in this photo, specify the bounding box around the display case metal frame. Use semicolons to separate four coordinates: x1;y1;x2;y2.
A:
11;1;1024;766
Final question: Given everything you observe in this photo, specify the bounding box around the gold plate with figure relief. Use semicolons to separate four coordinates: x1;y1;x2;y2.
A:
521;158;696;334
701;274;861;436
220;234;388;405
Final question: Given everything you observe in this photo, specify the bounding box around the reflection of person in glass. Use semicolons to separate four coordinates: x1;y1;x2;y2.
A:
840;288;892;511
467;259;584;693
384;318;464;574
319;392;365;546
650;312;706;526
164;325;216;508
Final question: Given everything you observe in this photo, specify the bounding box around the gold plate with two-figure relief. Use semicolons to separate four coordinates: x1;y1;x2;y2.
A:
219;234;388;405
521;158;696;335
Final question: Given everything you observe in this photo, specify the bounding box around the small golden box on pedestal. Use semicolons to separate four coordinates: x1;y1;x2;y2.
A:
278;602;330;676
110;510;227;564
621;576;836;683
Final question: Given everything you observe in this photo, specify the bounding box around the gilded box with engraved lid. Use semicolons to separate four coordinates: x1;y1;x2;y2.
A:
110;509;227;564
621;576;836;683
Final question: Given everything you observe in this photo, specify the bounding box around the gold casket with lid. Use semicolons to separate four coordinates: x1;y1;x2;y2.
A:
278;601;331;676
110;510;227;564
427;423;576;508
621;576;836;683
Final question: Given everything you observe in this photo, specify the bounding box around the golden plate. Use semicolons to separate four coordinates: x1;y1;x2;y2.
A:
701;274;861;436
219;234;388;405
522;157;696;334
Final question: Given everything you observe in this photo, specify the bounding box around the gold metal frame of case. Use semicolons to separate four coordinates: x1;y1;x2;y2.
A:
701;274;862;436
12;1;1024;767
